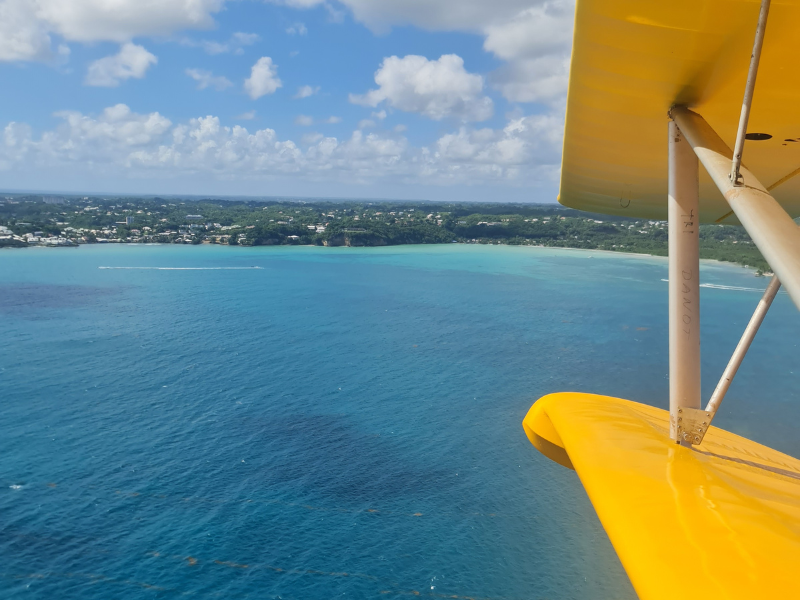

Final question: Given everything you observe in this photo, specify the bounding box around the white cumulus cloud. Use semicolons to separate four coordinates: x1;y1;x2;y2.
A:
244;56;282;99
186;68;232;91
0;0;226;62
490;54;570;105
1;103;562;190
39;0;224;42
295;115;314;126
9;104;173;167
85;43;157;87
338;0;537;32
268;0;537;32
350;54;492;122
0;0;52;62
483;2;573;103
0;0;576;112
436;113;563;169
301;132;323;145
277;0;575;105
483;3;572;60
0;0;575;113
294;85;320;99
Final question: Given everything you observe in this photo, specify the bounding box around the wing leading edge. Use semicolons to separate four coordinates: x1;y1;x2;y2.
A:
523;393;800;599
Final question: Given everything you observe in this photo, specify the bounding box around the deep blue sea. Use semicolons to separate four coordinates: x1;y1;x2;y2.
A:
2;244;798;600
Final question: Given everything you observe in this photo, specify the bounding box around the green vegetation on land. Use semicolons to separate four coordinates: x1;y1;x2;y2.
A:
0;194;777;273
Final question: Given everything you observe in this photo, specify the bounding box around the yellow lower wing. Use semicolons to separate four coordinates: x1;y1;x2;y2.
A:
523;393;800;599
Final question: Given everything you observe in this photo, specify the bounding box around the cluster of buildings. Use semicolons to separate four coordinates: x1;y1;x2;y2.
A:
0;225;76;246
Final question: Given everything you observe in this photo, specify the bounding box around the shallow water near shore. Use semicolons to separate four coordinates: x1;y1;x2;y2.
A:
2;244;798;599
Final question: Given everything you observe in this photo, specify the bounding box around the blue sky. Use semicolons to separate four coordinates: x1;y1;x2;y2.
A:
0;0;574;202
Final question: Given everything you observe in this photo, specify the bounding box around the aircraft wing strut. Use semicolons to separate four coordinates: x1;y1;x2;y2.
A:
524;0;800;595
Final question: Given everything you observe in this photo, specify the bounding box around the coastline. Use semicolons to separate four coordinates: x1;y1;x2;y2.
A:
3;197;774;273
2;239;767;276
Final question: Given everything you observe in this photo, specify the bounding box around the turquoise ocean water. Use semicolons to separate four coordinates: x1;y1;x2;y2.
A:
1;244;798;599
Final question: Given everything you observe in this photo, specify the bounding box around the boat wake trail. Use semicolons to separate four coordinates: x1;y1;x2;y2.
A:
99;267;263;270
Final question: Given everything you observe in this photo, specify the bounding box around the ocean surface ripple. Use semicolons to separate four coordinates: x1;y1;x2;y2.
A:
2;245;798;600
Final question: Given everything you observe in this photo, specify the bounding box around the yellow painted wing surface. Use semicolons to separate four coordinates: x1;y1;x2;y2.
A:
561;0;800;223
523;393;800;599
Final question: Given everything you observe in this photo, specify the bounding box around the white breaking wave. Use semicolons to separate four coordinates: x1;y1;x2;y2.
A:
660;279;783;293
99;267;263;270
700;283;764;292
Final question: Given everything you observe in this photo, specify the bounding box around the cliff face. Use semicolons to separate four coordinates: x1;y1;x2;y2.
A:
347;235;387;247
323;234;388;247
324;234;346;247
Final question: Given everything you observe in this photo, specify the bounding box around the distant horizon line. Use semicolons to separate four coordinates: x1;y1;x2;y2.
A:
0;188;561;206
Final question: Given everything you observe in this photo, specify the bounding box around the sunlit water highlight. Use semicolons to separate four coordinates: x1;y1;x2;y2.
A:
2;244;798;599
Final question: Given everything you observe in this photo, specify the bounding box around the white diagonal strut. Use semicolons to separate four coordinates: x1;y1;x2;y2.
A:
673;276;781;445
730;0;771;185
707;276;781;415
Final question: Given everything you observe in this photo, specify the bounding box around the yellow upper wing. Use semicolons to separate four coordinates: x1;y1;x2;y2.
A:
523;392;800;599
561;0;800;223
